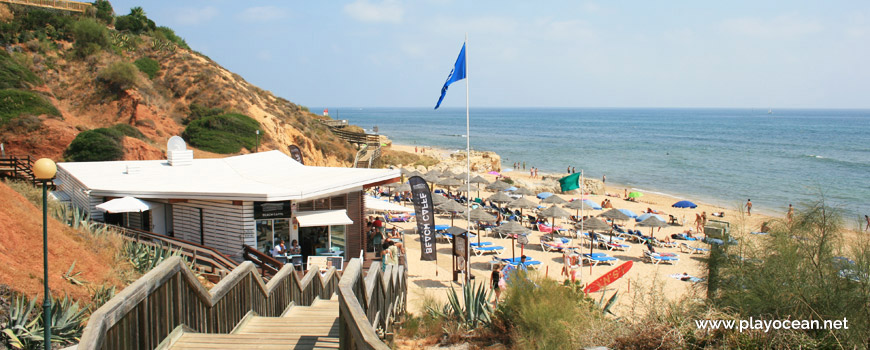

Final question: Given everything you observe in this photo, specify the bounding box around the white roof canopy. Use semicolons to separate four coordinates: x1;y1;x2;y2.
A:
96;196;155;213
295;210;353;227
57;150;400;201
364;196;414;212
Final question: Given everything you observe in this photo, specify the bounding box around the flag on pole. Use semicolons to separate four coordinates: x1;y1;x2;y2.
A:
434;43;467;109
558;173;581;192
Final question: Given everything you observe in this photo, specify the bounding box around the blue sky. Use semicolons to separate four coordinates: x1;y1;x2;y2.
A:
109;0;870;108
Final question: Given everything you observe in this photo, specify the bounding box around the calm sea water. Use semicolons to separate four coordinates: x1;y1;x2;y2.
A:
322;107;870;221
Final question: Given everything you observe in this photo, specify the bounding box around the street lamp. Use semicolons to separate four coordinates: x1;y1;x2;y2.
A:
33;158;56;350
255;129;260;153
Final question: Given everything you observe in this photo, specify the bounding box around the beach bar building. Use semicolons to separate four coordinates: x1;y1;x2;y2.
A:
55;146;399;262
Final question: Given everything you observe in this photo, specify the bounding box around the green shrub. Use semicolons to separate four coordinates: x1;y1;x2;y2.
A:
709;201;870;348
73;18;110;57
184;103;224;124
97;61;138;91
64;128;125;161
93;0;114;24
20;9;74;41
182;113;262;154
0;51;41;88
0;88;59;125
110;123;147;140
133;57;159;79
114;7;155;35
154;26;190;50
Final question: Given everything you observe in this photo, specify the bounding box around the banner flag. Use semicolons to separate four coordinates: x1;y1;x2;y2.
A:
288;145;304;165
409;176;437;261
434;42;467;109
558;172;581;192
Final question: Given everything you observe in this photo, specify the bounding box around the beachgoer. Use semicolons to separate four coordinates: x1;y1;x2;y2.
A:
865;215;869;231
701;212;707;229
289;239;301;255
694;213;702;231
522;161;526;170
530;168;534;178
603;174;606;183
572;166;576;174
387;241;399;266
567;166;571;174
273;239;286;260
491;264;505;308
381;242;392;270
787;204;794;223
414;146;418;153
746;199;752;216
624;189;628;199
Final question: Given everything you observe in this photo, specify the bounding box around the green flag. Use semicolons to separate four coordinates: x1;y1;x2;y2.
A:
558;173;581;192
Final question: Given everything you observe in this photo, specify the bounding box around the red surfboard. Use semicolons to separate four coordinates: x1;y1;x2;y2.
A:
584;261;633;294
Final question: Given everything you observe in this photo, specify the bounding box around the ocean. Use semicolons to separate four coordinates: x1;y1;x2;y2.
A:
321;107;870;221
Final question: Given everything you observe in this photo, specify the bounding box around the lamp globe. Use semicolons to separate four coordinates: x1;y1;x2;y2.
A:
33;158;57;180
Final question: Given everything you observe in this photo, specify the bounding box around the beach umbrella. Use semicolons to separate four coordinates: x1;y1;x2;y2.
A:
437;200;466;226
400;168;416;175
437;177;463;194
637;216;668;239
487;191;513;204
513;187;535;196
577;217;611;232
541;194;567;205
365;196;414;212
453;171;469;180
469;175;489;184
441;170;455;178
460;207;496;244
425;169;443;177
599;208;631;222
507;197;538;225
540;205;572;234
422;173;442;183
395;182;411;192
672;200;697;209
486;180;512;191
432;193;449;206
96;196;155;228
617;208;638;218
581;199;602;210
487;171;501;176
636;213;665;223
495;221;530;259
564;199;596;219
628;191;643;199
537;192;553;200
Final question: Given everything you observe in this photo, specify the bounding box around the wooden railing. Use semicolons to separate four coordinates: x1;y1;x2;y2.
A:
337;259;407;349
110;224;238;279
242;244;283;278
331;128;381;146
0;0;91;12
77;256;340;350
319;119;349;128
0;155;34;181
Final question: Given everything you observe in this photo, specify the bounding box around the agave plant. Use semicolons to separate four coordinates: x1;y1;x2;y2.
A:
124;241;183;273
88;284;117;313
428;281;493;330
62;261;87;286
596;290;619;316
0;295;38;349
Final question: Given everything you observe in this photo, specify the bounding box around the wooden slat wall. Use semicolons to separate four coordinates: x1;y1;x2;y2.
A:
172;200;253;260
127;212;142;230
55;168;103;221
346;191;364;259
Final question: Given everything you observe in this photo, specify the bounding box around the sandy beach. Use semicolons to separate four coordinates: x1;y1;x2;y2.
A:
381;143;778;315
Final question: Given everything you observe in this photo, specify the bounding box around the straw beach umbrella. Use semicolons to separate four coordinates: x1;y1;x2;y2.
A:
495;221;530;259
437;177;463;194
469;175;489;198
539;205;572;234
513;187;535;197
486;191;513;205
454;171;468;180
508;197;539;225
395;182;411;192
432;193;449;206
564;199;595;217
486;180;512;192
637;216;668;239
599;208;632;222
437;199;466;227
460;208;496;244
542;194;567;205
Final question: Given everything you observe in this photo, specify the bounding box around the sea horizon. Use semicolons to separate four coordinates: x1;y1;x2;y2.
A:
316;107;870;223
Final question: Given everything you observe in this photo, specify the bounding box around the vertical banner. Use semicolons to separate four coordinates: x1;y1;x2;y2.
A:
409;176;436;261
288;145;304;165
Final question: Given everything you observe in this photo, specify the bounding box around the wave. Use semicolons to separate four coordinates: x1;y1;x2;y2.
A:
443;134;467;137
802;154;870;169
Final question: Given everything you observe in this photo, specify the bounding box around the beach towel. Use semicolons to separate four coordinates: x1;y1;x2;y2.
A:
668;273;704;283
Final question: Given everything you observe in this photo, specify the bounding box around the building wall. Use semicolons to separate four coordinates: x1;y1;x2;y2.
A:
55;168;103;221
346;190;364;259
172;199;254;260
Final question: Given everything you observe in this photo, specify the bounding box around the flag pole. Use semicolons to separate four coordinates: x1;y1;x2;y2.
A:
464;33;471;285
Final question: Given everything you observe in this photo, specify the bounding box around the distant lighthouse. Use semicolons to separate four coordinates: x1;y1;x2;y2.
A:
323;108;329;117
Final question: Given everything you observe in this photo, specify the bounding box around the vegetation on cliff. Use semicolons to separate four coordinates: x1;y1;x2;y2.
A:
182;113;263;154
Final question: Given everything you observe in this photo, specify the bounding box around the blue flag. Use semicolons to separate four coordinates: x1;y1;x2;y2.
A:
434;43;466;109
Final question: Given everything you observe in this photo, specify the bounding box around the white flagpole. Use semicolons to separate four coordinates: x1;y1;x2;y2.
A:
464;33;471;285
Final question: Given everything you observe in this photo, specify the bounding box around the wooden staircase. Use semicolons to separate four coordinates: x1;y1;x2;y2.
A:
168;296;340;349
0;155;41;184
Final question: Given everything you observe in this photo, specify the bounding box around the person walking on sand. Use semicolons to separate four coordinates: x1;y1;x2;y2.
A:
522;161;526;170
746;199;752;216
701;212;707;229
787;204;794;223
694;213;702;232
602;174;606;183
572;166;576;174
865;215;869;231
491;264;505;308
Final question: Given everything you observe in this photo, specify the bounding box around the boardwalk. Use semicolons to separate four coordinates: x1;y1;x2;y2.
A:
0;0;91;13
169;296;340;349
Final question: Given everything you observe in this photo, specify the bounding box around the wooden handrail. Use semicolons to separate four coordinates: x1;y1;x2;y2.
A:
78;256;340;350
242;244;283;278
337;259;407;349
0;0;91;13
109;224;238;278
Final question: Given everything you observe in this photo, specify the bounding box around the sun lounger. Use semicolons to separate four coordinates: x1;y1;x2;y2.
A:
499;257;542;269
679;243;710;254
472;245;504;256
537;223;554;233
470;242;493;247
672;233;698;241
643;250;679;265
599;241;631;252
541;240;566;252
581;253;617;266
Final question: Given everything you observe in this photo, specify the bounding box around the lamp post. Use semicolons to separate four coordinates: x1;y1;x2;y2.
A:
33;158;56;350
255;129;260;153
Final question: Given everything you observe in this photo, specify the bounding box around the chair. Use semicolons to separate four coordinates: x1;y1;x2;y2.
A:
679;243;710;254
499;257;541;269
537;223;554;233
290;255;303;271
470;242;493;247
643;250;679;265
581;253;617;266
599;240;631;252
472;245;504;256
315;247;329;255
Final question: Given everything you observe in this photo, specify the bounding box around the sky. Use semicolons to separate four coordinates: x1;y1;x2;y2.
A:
108;0;870;109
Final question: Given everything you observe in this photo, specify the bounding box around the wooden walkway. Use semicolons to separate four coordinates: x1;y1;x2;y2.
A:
168;296;340;349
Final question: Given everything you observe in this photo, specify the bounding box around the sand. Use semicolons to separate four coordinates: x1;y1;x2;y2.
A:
380;143;778;315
